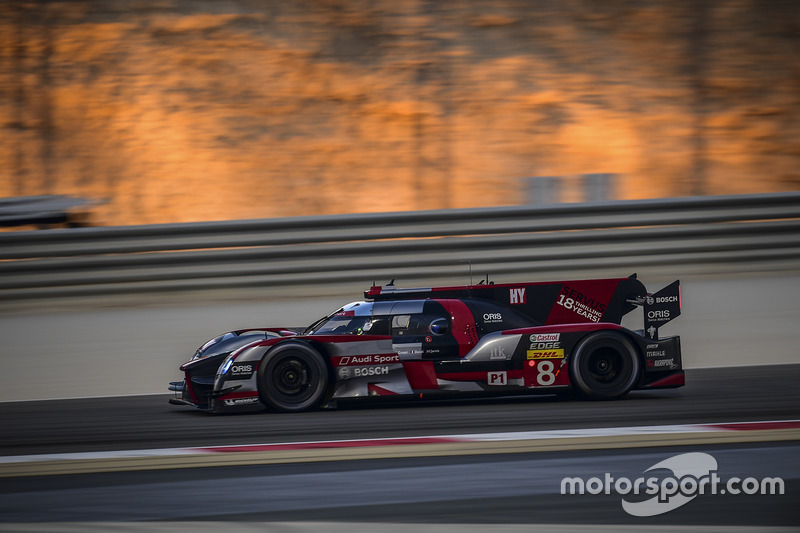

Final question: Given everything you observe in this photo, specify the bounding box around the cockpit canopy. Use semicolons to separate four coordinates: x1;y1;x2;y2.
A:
305;298;535;338
306;300;444;337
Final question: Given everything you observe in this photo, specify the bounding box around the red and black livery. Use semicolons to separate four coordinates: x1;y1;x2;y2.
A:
169;274;683;413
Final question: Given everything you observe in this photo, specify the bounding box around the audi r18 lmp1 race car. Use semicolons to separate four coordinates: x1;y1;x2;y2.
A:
169;274;683;413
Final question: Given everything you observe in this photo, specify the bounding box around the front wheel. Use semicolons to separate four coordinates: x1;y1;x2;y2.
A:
569;331;641;400
257;343;329;412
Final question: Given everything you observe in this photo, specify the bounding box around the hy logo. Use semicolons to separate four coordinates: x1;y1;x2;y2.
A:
510;287;526;305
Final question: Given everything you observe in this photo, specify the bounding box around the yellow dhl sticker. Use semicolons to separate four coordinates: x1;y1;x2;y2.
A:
527;349;565;359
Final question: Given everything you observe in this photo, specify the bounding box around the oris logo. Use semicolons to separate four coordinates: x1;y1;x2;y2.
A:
228;362;255;379
231;363;253;374
483;313;503;323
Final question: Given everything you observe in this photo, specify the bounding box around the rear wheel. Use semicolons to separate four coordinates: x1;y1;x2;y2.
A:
569;331;640;399
258;343;329;412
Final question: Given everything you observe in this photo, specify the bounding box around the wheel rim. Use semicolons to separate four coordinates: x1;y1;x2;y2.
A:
271;357;313;400
587;347;623;384
573;334;639;398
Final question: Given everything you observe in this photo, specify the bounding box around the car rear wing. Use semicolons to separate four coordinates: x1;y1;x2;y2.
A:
366;274;652;326
627;280;682;340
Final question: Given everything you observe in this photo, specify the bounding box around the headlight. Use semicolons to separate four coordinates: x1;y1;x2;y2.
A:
217;355;234;376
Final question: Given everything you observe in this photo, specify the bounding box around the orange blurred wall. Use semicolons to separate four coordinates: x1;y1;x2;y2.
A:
1;1;798;226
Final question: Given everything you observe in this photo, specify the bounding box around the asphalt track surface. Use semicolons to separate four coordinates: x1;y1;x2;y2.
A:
0;443;797;528
1;364;798;530
2;365;799;456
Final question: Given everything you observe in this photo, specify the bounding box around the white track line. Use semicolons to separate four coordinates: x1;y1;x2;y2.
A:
1;419;798;465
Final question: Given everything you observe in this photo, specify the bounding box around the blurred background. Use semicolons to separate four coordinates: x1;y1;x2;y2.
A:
1;0;799;226
1;4;799;529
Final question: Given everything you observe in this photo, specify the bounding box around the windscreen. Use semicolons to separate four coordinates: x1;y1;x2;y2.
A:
310;315;374;335
304;302;390;336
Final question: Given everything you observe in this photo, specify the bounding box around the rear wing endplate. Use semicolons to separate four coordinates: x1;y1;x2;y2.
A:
628;280;681;340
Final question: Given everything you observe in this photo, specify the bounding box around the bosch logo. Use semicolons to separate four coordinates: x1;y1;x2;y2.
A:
646;295;655;305
656;296;679;303
354;366;389;377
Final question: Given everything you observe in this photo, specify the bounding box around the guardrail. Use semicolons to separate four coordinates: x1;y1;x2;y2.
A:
0;195;100;228
2;192;799;302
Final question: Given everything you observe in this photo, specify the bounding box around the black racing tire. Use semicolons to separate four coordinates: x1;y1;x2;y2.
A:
569;331;641;400
257;343;329;412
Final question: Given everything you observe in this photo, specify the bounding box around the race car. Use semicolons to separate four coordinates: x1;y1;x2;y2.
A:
169;274;683;413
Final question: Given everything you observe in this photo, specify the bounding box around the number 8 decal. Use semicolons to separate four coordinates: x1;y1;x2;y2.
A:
537;360;556;386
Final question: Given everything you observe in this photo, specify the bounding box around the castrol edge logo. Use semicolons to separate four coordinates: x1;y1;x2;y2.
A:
530;333;560;342
528;333;562;358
